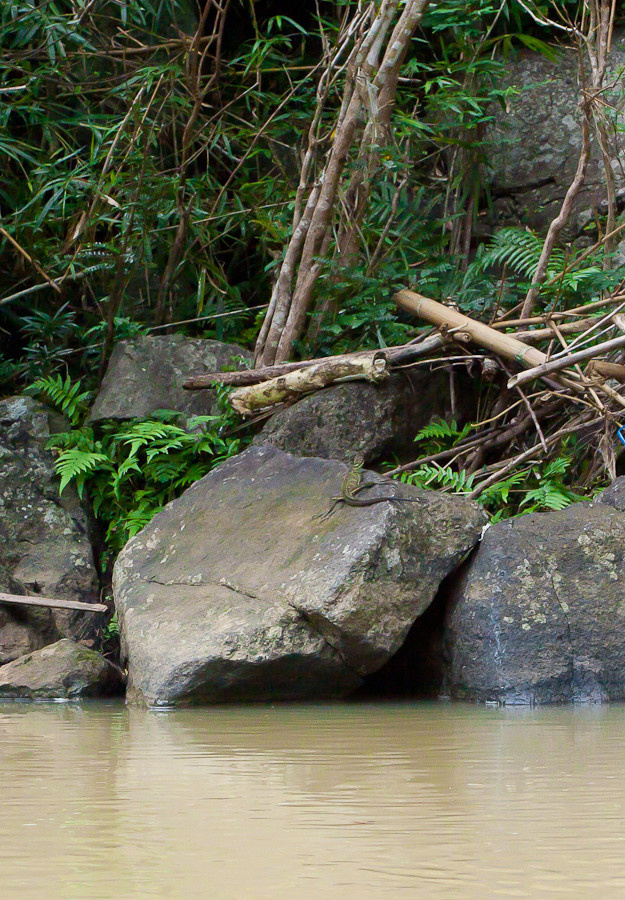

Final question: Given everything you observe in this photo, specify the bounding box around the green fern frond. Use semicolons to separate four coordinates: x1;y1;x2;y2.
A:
26;374;91;425
398;463;475;493
55;447;111;495
473;227;566;280
414;418;473;446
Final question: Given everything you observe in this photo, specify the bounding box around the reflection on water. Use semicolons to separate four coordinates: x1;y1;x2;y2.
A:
1;701;625;899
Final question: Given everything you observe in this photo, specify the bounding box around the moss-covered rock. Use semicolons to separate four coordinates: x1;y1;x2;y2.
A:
445;495;625;704
0;639;122;699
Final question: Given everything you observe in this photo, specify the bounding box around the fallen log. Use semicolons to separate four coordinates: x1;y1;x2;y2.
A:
0;592;107;613
229;353;390;416
183;333;445;390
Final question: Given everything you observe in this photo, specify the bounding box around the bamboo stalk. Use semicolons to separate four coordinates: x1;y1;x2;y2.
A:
513;318;596;341
491;295;625;330
394;290;548;369
507;334;625;389
0;593;107;613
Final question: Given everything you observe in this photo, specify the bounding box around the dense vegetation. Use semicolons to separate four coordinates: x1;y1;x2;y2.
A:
2;0;624;555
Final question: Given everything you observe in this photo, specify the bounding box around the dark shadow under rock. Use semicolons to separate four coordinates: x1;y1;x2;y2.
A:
254;370;477;464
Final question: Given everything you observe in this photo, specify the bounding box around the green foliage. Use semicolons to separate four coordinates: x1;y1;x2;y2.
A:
395;420;588;519
0;0;316;364
480;454;587;518
413;418;474;452
26;373;91;425
397;451;586;518
0;0;608;377
47;396;248;553
400;463;476;493
26;371;248;554
102;612;119;641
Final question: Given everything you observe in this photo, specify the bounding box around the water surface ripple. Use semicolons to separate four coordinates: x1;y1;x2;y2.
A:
1;702;624;899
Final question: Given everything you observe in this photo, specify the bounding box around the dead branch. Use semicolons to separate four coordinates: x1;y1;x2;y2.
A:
507;333;625;388
183;333;445;389
0;592;107;613
229;353;390;416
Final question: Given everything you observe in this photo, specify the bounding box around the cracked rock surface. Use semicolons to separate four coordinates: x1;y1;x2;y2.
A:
445;489;625;704
113;445;485;706
0;397;100;662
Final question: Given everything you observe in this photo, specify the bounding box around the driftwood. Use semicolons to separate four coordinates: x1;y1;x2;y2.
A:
229;353;390;416
0;592;107;613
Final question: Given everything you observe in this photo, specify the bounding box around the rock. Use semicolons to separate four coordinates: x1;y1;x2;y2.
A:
594;475;625;512
90;335;252;422
0;563;58;664
254;371;475;464
113;446;485;706
445;502;625;704
0;397;101;661
0;639;122;700
487;36;625;233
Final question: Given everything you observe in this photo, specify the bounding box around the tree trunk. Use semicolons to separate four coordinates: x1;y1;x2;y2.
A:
254;0;430;366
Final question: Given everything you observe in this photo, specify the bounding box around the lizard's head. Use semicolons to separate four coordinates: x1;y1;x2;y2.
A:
352;453;365;469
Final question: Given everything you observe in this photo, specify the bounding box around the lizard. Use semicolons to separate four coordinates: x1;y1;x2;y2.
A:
315;455;423;520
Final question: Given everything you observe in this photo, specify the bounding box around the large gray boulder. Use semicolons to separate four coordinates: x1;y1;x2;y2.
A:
0;639;122;699
487;35;625;233
254;371;476;464
445;497;625;704
90;335;252;422
113;446;485;706
0;397;100;662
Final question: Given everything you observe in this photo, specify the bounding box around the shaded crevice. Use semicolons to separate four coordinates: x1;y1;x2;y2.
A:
492;175;557;197
353;569;460;699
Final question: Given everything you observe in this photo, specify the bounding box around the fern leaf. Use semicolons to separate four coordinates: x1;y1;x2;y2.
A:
55;448;110;495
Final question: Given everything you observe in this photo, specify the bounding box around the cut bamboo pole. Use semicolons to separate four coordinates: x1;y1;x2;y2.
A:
395;290;548;369
0;592;107;613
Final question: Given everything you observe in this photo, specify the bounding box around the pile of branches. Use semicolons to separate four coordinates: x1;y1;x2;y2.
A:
185;283;625;501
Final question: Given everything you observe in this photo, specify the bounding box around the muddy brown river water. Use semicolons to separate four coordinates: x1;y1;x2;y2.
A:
1;701;625;899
